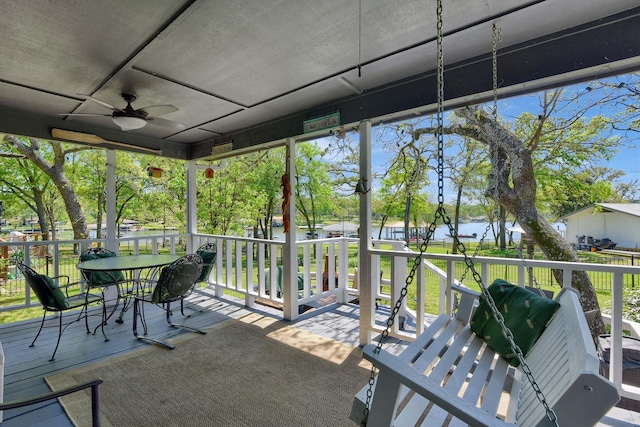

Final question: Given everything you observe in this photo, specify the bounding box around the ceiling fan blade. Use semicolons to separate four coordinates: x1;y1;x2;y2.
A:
138;104;179;116
51;128;162;155
58;113;112;117
147;116;186;130
77;94;117;110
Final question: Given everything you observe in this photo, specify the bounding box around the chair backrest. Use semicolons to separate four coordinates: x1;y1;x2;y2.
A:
79;247;125;285
196;242;216;283
15;262;67;310
151;254;203;304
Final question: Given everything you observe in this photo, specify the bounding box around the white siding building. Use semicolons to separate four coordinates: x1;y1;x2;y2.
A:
563;203;640;250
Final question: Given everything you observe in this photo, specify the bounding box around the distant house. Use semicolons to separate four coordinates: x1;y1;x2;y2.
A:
562;203;640;250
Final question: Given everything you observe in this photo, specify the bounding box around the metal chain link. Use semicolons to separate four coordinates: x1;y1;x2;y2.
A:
492;23;502;121
458;24;501;284
516;244;545;293
360;2;445;423
362;13;558;427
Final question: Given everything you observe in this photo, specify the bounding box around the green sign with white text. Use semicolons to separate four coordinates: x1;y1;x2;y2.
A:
303;112;340;133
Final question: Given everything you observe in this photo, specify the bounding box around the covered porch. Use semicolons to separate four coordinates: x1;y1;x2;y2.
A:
2;1;640;425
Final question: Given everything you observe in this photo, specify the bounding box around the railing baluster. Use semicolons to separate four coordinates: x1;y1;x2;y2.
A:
611;272;624;387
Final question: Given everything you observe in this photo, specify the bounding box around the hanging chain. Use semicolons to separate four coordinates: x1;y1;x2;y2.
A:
516;243;545;294
362;14;557;427
361;2;445;423
492;23;501;120
358;0;362;77
458;24;501;284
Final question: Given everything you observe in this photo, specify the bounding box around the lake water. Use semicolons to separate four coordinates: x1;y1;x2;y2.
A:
55;221;565;242
270;222;566;241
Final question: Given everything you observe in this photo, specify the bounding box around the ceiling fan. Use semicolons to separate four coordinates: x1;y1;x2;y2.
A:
61;92;186;131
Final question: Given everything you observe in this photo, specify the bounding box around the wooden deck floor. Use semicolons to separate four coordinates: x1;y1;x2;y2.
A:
1;289;639;426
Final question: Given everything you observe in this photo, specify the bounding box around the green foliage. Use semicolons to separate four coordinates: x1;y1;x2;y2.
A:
2;76;639;241
619;287;640;323
295;142;334;235
511;91;627;219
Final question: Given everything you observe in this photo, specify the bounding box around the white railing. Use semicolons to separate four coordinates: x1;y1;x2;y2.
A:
364;246;640;404
0;234;186;310
3;232;640;403
191;234;359;312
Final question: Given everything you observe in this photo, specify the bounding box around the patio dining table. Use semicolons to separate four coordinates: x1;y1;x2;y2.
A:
77;254;180;324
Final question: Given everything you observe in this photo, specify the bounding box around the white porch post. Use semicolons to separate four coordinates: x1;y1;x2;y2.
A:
359;120;374;346
283;138;298;320
186;160;198;252
105;150;117;253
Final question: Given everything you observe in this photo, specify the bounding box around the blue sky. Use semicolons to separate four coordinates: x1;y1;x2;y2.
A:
501;87;639;185
316;75;639;203
368;77;639;202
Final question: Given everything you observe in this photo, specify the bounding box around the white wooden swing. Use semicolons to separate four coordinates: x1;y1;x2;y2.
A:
351;6;619;426
351;283;619;426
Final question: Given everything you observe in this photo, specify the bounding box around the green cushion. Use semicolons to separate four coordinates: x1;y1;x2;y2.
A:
80;251;125;285
196;248;216;282
39;274;69;309
265;266;304;296
470;279;560;367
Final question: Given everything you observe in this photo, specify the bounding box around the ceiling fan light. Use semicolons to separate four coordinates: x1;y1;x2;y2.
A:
112;115;147;130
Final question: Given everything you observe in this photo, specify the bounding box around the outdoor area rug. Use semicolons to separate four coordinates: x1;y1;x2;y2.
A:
45;314;371;426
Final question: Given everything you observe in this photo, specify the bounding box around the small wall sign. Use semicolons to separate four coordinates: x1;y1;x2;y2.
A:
303;112;340;133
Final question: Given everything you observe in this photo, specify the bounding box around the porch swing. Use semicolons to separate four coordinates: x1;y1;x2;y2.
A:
350;4;619;426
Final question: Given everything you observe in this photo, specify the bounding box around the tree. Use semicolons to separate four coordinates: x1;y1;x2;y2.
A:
295;142;334;239
442;136;489;252
453;106;606;336
138;157;188;237
247;149;286;240
510;93;620;218
65;149;107;238
378;122;433;246
374;176;408;239
2;135;90;239
0;148;52;236
196;156;259;235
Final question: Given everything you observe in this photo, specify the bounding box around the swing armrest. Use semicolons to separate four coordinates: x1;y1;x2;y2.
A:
363;344;514;427
450;283;480;299
451;283;481;324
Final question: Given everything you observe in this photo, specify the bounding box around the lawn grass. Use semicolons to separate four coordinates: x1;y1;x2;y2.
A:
0;239;622;324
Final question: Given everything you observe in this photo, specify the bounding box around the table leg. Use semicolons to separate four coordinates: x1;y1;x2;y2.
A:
93;285;120;334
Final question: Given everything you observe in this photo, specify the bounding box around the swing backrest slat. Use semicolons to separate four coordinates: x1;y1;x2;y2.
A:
516;286;617;426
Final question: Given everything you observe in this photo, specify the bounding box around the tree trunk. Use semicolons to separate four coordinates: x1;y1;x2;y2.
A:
32;188;50;236
404;195;412;246
452;186;462;254
455;107;606;337
498;206;506;251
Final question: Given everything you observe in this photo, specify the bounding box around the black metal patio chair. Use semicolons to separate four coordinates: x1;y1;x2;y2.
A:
196;242;216;284
79;247;125;288
16;261;107;361
132;254;205;349
79;247;128;325
182;242;219;316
